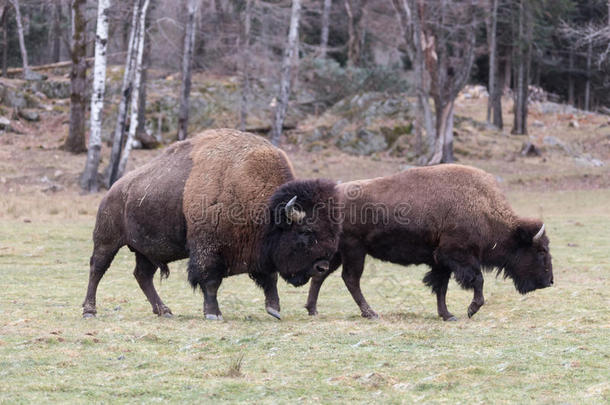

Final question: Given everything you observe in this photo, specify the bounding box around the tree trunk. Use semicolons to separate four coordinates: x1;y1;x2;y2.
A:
486;0;498;124
584;40;592;111
63;0;88;154
320;0;331;58
428;100;454;165
177;0;199;141
492;58;503;128
1;6;8;77
344;0;367;66
117;0;150;179
107;0;140;187
567;49;574;106
10;0;32;79
504;49;511;92
52;1;62;63
511;0;530;135
136;3;153;145
239;0;251;131
80;0;110;192
270;0;301;146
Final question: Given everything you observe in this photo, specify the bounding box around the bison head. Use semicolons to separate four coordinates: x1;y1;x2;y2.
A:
262;179;341;287
504;219;554;294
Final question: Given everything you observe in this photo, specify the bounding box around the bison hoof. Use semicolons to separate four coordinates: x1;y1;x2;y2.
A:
444;315;458;322
361;310;379;320
205;314;223;321
266;307;281;320
307;308;318;316
467;303;482;318
155;307;173;317
83;312;96;319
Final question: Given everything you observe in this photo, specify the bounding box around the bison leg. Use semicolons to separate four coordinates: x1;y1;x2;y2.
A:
467;272;484;318
82;244;120;318
424;267;457;321
201;278;223;320
187;254;226;320
251;272;281;320
342;248;378;319
133;252;173;317
305;253;340;316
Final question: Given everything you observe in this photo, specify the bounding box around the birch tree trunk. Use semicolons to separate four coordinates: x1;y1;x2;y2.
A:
177;0;199;141
63;0;87;153
9;0;31;80
320;0;331;58
80;0;110;192
107;0;139;187
117;0;150;179
239;0;252;131
270;0;301;146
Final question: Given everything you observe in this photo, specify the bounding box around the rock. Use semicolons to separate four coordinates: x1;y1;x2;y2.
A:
532;120;544;128
521;142;541;157
543;135;572;155
336;128;388;156
26;79;70;99
569;120;579;128
18;109;40;122
0;116;10;129
24;70;45;81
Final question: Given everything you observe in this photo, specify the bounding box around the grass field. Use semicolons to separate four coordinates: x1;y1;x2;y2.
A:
0;188;609;404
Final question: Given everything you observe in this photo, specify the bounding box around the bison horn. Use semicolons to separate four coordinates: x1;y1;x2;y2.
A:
285;196;305;223
533;223;545;242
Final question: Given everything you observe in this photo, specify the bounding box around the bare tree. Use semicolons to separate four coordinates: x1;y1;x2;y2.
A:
344;0;368;66
584;40;592;111
418;0;478;164
51;1;62;63
511;0;532;135
392;0;433;156
117;0;150;178
81;0;111;192
9;0;32;79
108;0;140;187
239;0;252;131
271;0;302;145
1;4;8;77
320;0;332;58
486;0;499;125
63;0;88;154
177;0;199;141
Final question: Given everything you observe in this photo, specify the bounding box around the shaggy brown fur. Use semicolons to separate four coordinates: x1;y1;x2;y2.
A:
82;129;341;320
305;164;554;321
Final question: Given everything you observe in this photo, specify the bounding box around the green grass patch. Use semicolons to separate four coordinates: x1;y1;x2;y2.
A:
0;190;608;403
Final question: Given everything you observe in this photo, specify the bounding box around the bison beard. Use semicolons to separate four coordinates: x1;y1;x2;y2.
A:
305;164;554;321
82;129;341;321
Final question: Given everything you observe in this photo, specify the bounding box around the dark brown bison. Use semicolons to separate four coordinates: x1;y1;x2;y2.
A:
83;129;341;320
305;164;553;321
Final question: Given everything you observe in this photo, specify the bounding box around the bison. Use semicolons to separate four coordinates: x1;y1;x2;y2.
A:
305;164;553;321
82;129;341;320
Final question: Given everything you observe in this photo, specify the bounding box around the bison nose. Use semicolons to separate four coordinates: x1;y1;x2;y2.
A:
314;259;330;274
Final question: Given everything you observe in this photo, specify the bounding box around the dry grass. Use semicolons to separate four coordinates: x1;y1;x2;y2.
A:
0;188;608;403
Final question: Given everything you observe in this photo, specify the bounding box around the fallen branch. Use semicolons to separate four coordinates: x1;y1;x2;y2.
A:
5;52;127;77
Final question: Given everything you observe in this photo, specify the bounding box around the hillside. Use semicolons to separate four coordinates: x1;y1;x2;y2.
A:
1;71;609;222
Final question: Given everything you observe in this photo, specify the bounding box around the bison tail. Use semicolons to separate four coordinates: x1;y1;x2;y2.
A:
159;263;170;280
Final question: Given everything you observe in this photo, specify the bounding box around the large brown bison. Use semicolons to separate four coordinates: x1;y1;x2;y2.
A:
83;129;341;320
305;164;553;321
